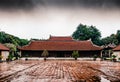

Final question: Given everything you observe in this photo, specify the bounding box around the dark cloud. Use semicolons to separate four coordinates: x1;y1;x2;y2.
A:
0;0;33;10
0;0;120;10
0;0;45;10
45;0;120;8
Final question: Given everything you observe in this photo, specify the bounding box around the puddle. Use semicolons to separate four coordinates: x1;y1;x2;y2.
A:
100;76;110;82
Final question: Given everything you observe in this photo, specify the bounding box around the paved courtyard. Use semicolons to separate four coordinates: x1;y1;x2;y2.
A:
0;59;120;82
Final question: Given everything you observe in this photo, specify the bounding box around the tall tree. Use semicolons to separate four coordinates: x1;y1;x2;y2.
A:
72;24;90;40
101;34;118;45
116;30;120;44
88;25;101;45
72;24;101;45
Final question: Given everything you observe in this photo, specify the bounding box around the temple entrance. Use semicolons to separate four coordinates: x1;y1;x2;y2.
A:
56;52;64;57
49;51;72;57
56;51;72;57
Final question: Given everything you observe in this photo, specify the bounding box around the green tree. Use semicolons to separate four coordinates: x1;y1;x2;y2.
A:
116;30;120;44
8;54;14;61
72;51;79;60
72;24;101;45
88;26;101;45
72;24;90;40
4;43;16;58
41;50;49;61
101;34;118;45
4;43;17;61
0;31;6;43
0;31;29;46
19;39;29;46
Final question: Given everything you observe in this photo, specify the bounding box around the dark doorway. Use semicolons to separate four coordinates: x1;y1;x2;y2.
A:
56;52;64;57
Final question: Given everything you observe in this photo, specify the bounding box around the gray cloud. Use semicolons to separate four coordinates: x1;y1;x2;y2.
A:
0;0;45;10
0;0;120;10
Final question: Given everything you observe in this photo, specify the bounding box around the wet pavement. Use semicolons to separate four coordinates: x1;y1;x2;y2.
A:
0;59;120;82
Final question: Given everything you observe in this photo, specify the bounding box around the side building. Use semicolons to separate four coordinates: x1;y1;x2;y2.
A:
113;45;120;61
0;43;9;61
19;36;102;58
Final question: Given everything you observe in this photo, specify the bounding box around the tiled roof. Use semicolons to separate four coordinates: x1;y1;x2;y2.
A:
49;36;73;41
0;43;9;51
20;37;102;51
113;45;120;51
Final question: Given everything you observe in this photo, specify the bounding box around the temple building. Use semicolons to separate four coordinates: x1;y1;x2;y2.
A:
113;45;120;61
19;36;102;58
0;43;9;61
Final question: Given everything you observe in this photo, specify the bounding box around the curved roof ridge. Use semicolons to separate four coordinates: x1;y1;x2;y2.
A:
88;40;102;50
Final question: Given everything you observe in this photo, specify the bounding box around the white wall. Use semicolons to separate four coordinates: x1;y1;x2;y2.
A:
114;51;120;61
1;51;9;61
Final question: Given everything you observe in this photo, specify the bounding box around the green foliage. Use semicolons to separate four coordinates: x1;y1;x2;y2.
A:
4;43;16;52
101;34;118;45
0;31;29;46
118;58;120;60
4;43;17;59
93;54;97;58
72;24;120;46
93;54;97;61
72;24;101;45
19;39;29;46
100;30;120;45
116;30;120;44
88;26;101;45
0;55;3;60
72;51;79;60
8;54;14;61
41;50;49;57
111;55;117;62
112;55;117;59
30;38;40;41
72;24;90;40
14;52;20;60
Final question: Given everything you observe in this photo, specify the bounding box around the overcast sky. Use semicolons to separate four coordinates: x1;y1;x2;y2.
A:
0;0;120;39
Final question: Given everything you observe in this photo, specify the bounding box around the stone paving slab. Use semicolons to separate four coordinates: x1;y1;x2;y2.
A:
0;60;120;82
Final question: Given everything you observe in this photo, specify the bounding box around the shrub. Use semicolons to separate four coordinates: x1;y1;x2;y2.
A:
25;54;29;61
93;54;97;61
119;58;120;60
112;55;116;59
0;55;3;61
72;51;79;60
41;50;49;61
112;55;117;62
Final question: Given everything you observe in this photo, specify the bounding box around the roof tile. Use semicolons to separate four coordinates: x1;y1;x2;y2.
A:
49;36;73;41
20;36;102;51
113;45;120;51
0;43;9;51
